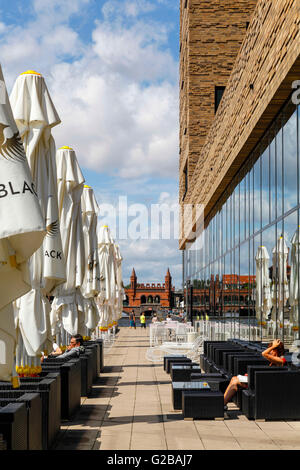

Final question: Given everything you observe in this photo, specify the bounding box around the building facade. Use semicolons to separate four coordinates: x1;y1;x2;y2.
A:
180;0;300;340
124;269;174;316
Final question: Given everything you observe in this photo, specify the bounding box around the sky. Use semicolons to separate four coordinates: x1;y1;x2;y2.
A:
0;0;182;288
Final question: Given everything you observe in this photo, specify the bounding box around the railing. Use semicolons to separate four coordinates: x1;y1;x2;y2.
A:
193;317;299;344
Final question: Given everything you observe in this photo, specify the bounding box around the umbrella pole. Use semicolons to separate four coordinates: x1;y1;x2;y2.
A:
16;338;21;368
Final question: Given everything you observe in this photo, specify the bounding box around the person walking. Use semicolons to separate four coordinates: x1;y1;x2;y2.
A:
140;312;146;329
129;310;136;329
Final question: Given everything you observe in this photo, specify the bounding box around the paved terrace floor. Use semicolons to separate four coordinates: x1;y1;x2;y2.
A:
53;327;300;450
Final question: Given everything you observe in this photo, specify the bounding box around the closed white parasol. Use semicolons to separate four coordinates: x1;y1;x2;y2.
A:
255;246;272;322
113;243;124;323
289;227;300;325
51;146;86;337
97;226;117;333
271;236;289;323
0;65;45;382
10;70;66;358
81;185;100;332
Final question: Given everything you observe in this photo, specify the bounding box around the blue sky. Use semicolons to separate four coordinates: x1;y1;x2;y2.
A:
0;0;182;288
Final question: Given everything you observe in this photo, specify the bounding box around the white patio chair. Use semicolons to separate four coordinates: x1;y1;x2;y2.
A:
145;334;207;363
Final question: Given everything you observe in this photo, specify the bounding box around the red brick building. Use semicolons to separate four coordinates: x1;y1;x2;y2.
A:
190;274;256;318
123;268;175;316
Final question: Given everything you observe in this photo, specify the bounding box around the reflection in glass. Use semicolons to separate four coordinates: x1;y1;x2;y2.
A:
183;102;299;343
276;121;283;218
270;131;276;222
261;147;270;228
253;157;261;234
283;109;297;211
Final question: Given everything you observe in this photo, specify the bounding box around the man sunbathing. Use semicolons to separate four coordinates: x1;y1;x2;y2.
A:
41;334;85;362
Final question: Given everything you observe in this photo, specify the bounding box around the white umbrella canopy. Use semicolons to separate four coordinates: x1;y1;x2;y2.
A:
113;243;124;322
290;227;300;325
51;146;86;337
271;236;289;323
10;70;66;357
255;246;272;321
0;65;46;382
81;185;100;332
97;226;117;332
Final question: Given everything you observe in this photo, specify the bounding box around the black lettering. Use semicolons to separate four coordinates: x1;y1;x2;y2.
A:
0;184;8;198
22;181;33;194
50;250;56;258
31;182;38;197
45;250;50;257
8;181;20;195
57;252;62;260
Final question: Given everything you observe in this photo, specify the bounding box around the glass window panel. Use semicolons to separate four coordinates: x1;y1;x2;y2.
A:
261;146;270;228
234;185;239;246
224;253;230;315
276;119;283;218
260;224;275;340
213;216;217;262
283;108;298;212
240;241;250;333
240;179;246;243
249;168;254;236
253;233;262;340
283;211;298;340
273;221;285;339
234;246;240;338
298;106;300;208
253;157;261;233
270;130;276;222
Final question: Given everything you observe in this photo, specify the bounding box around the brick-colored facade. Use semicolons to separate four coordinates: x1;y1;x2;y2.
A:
179;0;257;203
180;0;300;248
124;268;175;315
190;274;256;317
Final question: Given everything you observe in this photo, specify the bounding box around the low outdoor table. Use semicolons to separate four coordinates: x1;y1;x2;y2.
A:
164;355;187;371
172;381;211;410
182;391;224;420
171;365;202;382
190;373;229;393
166;357;192;374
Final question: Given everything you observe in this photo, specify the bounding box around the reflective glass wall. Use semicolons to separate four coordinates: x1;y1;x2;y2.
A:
183;99;300;343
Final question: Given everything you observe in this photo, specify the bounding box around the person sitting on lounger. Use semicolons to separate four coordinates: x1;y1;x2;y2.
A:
41;334;85;362
223;339;286;409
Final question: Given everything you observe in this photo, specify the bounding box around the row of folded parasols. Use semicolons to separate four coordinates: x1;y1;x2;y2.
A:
0;65;124;385
255;234;300;325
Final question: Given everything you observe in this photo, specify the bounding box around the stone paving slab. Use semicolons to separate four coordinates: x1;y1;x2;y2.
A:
52;327;300;450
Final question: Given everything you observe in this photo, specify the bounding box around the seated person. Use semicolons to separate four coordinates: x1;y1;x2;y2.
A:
223;339;286;409
42;334;85;362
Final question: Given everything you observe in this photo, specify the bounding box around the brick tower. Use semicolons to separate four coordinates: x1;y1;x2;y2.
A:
130;268;137;295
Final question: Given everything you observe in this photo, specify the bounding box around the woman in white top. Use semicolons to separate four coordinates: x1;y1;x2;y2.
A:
152;313;158;323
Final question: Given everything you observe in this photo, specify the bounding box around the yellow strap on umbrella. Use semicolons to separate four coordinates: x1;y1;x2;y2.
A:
20;70;42;76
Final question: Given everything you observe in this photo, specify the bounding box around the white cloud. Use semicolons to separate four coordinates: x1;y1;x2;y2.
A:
102;0;156;19
119;238;182;287
1;0;178;181
0;0;181;286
